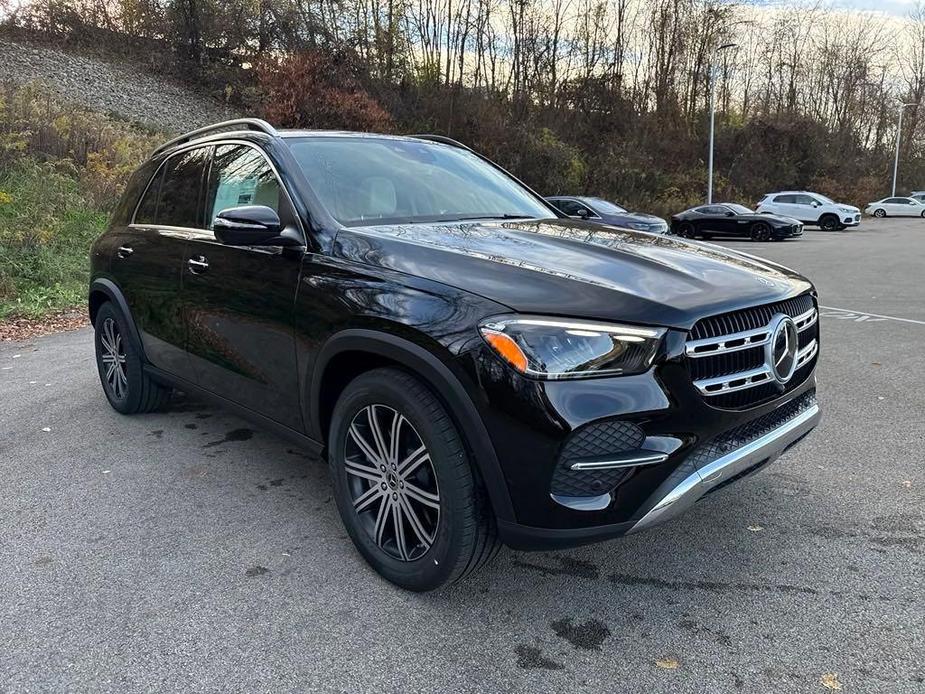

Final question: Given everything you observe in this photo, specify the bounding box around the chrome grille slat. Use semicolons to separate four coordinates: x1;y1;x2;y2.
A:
687;294;819;408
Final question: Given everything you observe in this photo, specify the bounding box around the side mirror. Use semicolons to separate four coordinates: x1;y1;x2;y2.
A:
576;208;591;220
725;210;735;217
213;205;298;246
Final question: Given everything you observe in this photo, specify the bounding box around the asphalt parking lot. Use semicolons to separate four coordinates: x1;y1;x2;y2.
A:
2;218;923;693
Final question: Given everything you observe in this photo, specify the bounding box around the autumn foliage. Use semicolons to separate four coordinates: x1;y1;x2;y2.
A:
257;50;393;133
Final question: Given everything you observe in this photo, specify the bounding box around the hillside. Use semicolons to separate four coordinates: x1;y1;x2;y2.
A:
0;36;238;132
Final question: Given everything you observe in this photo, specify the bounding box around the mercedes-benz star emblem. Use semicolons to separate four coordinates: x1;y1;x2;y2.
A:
766;314;799;383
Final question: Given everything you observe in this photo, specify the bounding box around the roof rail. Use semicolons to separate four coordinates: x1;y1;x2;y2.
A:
151;118;279;157
409;134;472;151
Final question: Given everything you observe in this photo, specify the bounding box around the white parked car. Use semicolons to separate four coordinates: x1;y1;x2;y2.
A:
865;197;925;218
756;191;861;231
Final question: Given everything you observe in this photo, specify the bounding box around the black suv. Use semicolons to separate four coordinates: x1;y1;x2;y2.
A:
89;119;821;590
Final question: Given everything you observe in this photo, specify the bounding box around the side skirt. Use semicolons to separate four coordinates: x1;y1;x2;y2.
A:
144;364;325;458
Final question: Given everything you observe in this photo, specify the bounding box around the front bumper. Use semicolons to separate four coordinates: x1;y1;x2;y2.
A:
842;214;861;226
495;387;819;549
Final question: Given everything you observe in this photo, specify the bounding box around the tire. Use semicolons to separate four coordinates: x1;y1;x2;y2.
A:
750;222;772;241
328;367;500;591
677;222;696;239
873;208;886;218
920;210;925;218
93;302;171;414
819;214;840;231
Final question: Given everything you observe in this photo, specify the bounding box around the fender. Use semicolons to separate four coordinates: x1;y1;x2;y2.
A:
310;329;516;523
88;278;146;360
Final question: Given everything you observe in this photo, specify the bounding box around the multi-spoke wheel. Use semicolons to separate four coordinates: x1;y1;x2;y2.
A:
329;367;500;591
750;221;772;242
345;404;440;561
99;317;128;400
93;301;171;414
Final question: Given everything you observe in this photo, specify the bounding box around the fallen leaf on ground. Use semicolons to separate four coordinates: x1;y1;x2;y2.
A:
820;672;842;690
655;657;679;670
747;525;764;532
41;427;50;432
901;480;912;488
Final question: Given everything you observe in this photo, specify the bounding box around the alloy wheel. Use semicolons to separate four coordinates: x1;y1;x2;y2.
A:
100;317;128;399
344;404;441;561
874;209;886;218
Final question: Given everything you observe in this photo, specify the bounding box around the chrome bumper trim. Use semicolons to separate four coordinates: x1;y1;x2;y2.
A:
569;452;669;471
628;403;820;534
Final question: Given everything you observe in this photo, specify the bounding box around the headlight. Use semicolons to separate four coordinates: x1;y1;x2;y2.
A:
479;315;666;379
838;206;853;213
626;222;650;231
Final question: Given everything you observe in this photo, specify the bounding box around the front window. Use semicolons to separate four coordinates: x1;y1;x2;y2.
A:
813;194;835;204
287;136;551;226
725;203;753;214
586;198;627;215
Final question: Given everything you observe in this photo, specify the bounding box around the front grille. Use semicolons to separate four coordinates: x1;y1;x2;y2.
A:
686;294;818;409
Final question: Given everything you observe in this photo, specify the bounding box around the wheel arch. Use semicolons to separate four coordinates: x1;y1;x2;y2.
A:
88;278;146;360
310;329;516;522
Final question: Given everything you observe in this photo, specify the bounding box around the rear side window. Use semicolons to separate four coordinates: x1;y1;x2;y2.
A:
205;145;282;227
773;194;795;204
134;165;163;225
111;161;157;226
157;147;210;228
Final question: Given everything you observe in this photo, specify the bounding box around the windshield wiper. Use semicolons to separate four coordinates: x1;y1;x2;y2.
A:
448;214;535;222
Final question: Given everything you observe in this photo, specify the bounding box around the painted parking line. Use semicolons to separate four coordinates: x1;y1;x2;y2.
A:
820;305;925;326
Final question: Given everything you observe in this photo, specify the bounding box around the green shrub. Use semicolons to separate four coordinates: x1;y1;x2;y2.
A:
0;83;159;319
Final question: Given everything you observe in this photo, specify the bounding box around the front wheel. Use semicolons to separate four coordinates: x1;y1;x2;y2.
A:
328;368;500;591
677;222;696;239
873;208;886;218
93;302;171;414
819;214;840;231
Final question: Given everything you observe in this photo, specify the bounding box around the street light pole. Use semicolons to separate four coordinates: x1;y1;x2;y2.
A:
892;103;918;197
707;43;736;204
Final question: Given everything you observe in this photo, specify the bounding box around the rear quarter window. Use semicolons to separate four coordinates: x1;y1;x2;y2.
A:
110;160;158;227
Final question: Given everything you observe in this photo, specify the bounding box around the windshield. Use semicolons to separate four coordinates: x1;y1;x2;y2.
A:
287;137;552;226
726;203;754;214
814;194;835;204
587;198;628;215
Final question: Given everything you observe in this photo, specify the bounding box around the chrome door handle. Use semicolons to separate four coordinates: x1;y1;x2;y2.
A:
117;246;134;258
188;256;209;273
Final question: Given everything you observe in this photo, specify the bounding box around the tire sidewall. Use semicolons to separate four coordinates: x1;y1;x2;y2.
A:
820;214;839;230
328;370;475;591
874;209;886;218
94;303;145;414
751;223;771;241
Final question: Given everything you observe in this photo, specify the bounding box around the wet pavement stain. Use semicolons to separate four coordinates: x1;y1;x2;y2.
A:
514;555;600;580
184;423;197;430
203;428;254;448
148;430;163;439
515;645;565;671
550;617;610;651
245;566;270;577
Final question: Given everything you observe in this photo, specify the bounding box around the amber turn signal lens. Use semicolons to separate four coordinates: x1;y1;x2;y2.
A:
483;331;528;373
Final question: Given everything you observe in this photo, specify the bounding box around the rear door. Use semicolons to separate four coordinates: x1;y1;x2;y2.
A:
110;148;209;378
182;142;305;431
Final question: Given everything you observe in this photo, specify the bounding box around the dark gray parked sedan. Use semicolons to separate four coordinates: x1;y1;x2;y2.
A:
545;196;668;234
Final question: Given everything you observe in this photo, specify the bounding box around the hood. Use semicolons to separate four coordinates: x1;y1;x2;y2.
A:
742;213;802;225
332;218;813;330
838;203;860;213
603;212;666;228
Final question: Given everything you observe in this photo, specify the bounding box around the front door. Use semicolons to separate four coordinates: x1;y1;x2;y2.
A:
182;143;304;431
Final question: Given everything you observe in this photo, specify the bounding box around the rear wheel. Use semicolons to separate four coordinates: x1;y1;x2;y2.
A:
750;221;772;241
819;214;840;231
677;222;696;239
873;208;886;218
920;210;925;218
328;367;500;591
93;302;171;414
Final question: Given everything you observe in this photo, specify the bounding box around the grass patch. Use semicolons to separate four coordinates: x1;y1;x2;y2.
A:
0;82;162;320
0;158;108;319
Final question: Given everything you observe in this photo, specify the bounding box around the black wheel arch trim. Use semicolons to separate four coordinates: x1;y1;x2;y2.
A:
88;278;146;360
310;329;516;522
